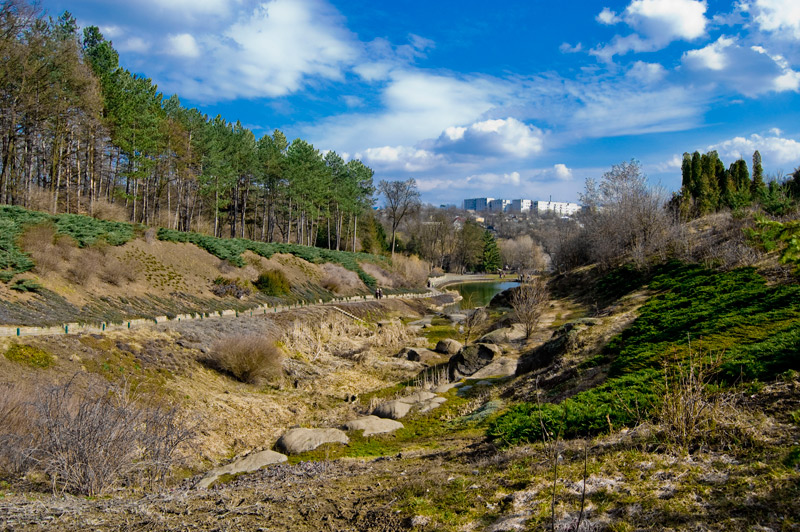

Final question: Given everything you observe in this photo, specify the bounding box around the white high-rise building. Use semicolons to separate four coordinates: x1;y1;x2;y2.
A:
533;201;581;216
510;199;532;212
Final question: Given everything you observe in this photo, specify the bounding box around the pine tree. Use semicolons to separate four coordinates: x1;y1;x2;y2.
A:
752;150;765;197
481;230;502;272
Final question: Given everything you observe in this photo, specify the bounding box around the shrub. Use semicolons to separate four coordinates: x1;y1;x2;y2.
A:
4;343;53;368
211;276;251;298
206;336;284;385
9;279;42;292
254;270;290;296
99;258;139;286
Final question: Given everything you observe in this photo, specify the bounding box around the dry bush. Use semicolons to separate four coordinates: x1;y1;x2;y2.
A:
499;235;546;273
281;314;415;362
658;352;763;451
98;257;139;285
0;378;194;495
511;278;550;339
18;223;62;274
66;247;104;285
463;308;488;344
393;254;430;287
321;274;342;293
207;336;284;385
90;197;129;222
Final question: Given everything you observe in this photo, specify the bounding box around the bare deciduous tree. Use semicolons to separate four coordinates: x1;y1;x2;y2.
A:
379;178;421;258
511;277;549;339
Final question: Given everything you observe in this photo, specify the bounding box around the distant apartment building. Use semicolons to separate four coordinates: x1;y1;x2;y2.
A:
488;199;511;213
463;197;494;212
509;199;532;212
533;201;581;216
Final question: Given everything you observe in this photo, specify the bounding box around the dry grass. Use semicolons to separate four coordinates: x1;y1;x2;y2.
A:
18;223;71;275
207;336;284;385
392;254;429;287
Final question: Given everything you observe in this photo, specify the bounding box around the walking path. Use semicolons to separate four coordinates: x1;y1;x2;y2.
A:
0;286;445;338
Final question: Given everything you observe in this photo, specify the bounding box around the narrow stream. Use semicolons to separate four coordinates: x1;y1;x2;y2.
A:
443;281;519;311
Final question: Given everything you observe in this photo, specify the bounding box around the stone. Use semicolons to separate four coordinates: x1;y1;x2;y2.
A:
372;400;412;420
435;338;463;355
397;391;437;404
417;396;447;413
448;343;502;380
343;416;404;436
197;450;287;488
446;313;467;324
471;357;518;379
276;428;349;455
478;324;526;344
397;347;441;364
434;382;460;393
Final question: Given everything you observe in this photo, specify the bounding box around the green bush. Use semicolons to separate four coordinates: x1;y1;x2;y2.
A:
254;270;290;296
9;279;42;293
4;343;54;368
488;261;800;446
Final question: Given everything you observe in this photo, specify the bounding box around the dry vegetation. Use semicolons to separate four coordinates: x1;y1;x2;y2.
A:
206;336;284;385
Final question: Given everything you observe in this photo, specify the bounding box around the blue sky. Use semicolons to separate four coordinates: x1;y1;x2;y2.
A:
39;0;800;206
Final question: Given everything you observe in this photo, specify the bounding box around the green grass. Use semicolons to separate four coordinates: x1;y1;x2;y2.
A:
4;343;54;368
488;261;800;446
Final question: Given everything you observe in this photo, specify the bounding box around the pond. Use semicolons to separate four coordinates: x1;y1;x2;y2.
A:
444;280;519;310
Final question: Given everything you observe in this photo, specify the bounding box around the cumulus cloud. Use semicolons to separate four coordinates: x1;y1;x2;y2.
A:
431;118;545;158
139;0;235;17
682;36;800;95
118;37;149;53
417;172;523;192
597;7;621;25
154;0;359;101
592;0;708;61
359;146;443;172
626;61;668;83
166;34;200;58
708;133;800;168
750;0;800;39
553;164;573;180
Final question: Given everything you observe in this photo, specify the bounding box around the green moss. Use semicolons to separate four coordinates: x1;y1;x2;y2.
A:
4;343;54;368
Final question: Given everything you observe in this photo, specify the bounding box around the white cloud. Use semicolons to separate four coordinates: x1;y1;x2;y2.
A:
166;34;200;58
417;172;523;192
155;0;358;101
118;37;149;53
597;8;621;25
139;0;234;17
431;118;545;158
626;61;668;83
559;42;583;53
360;146;443;172
750;0;800;39
653;154;683;172
592;0;708;60
708;133;800;168
553;164;573;180
682;36;800;95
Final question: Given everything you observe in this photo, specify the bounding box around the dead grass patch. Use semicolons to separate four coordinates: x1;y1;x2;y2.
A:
206;336;284;385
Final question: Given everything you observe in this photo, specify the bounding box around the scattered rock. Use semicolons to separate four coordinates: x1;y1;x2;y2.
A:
459;400;503;423
435;338;463;355
372;400;413;420
197;450;287;488
448;343;502;380
434;382;460;393
396;347;441;364
397;391;437;404
417;396;447;413
276;428;349;455
478;323;526;344
446;313;467;324
515;319;600;375
457;385;474;396
343;416;404;436
471;357;518;379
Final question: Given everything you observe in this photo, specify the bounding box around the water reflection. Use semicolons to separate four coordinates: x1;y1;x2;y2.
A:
444;281;519;311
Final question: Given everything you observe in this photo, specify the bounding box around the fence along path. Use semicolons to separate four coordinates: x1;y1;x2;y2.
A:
0;288;443;338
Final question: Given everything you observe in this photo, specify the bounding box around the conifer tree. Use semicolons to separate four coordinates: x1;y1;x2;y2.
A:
752;150;765;197
481;230;502;272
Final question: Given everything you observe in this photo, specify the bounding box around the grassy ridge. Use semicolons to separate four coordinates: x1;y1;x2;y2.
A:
157;228;380;288
0;206;136;281
488;262;800;445
0;206;383;289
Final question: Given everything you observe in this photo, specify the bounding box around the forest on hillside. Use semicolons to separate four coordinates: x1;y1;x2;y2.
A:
0;1;375;250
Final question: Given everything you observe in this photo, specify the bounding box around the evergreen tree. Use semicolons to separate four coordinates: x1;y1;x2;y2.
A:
690;151;702;199
481;230;502;272
752;150;765;197
681;152;692;190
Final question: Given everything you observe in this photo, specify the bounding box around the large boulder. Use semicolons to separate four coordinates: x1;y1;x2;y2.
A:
276;428;349;455
344;416;404;436
197;450;287;488
372;400;412;420
448;343;502;381
397;391;437;404
435;338;463;355
478;323;526;344
396;347;441;364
